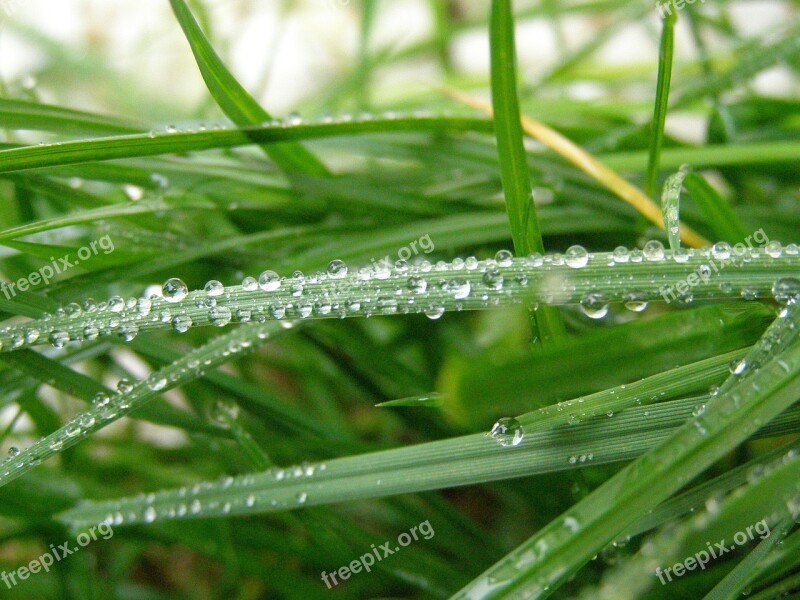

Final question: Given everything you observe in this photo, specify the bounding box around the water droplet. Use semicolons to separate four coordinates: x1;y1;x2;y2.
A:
729;358;747;375
407;275;427;294
173;314;192;333
122;184;144;201
242;276;258;291
711;242;732;260
424;304;445;320
489;417;524;447
117;379;134;394
495;250;513;267
147;376;167;391
143;506;157;523
209;306;232;327
447;277;471;299
613;246;630;263
772;278;800;306
296;492;308;504
580;293;609;319
327;259;348;279
204;280;224;297
643;240;665;261
162;278;188;303
565;245;589;268
8;446;19;458
258;270;281;291
765;241;783;258
50;330;70;348
482;268;504;290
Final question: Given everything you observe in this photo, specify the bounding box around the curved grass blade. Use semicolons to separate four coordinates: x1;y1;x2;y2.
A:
168;0;329;178
661;163;690;253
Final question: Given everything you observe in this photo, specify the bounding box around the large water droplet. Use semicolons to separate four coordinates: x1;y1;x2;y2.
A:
580;293;609;319
327;259;348;279
643;240;665;261
495;249;513;267
489;417;524;447
565;245;589;268
204;280;224;297
162;278;188;303
258;270;281;291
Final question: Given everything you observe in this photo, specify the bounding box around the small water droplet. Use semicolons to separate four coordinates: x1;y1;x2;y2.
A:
711;242;732;260
772;278;800;306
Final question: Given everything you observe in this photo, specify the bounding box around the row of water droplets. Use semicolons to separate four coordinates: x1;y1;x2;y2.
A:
1;242;797;354
61;459;330;529
0;321;283;487
144;108;469;138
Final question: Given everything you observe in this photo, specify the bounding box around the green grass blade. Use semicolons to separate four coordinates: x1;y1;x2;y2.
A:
644;6;677;199
489;0;565;345
167;0;329;178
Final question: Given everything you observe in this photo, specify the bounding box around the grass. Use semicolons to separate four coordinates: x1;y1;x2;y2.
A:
0;1;799;599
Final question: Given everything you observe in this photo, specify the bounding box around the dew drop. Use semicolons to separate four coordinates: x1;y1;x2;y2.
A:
565;245;589;268
580;293;609;319
643;240;665;261
209;306;232;327
172;314;192;333
204;280;224;297
8;446;19;458
241;276;258;291
772;278;800;306
424;304;445;320
122;184;145;201
711;242;732;261
143;506;157;523
50;330;70;348
765;241;783;258
162;278;188;303
327;259;348;279
482;268;504;291
489;417;524;447
258;270;281;291
495;249;513;267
